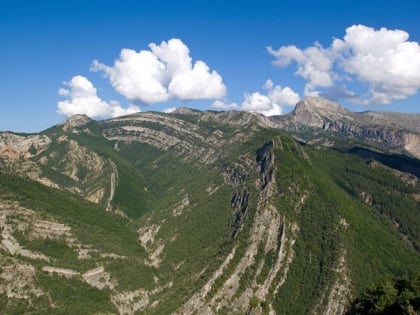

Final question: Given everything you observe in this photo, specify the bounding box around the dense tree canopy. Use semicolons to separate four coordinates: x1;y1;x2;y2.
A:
348;273;420;314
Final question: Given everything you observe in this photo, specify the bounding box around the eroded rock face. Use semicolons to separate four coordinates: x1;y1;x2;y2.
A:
0;261;44;300
278;96;420;158
102;111;261;165
198;110;276;129
52;137;106;183
176;140;298;315
0;132;114;206
291;97;352;128
404;133;420;159
58;114;92;132
0;133;51;160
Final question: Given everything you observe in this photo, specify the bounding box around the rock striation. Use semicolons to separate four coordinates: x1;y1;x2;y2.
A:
276;96;420;158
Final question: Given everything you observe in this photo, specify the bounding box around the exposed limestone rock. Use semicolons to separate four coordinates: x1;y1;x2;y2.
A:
0;261;44;299
138;224;161;248
109;113;204;140
206;184;220;195
30;219;72;239
106;160;118;211
321;250;352;315
0;133;51;160
86;188;105;204
138;222;165;267
1;239;20;256
60;139;105;181
0;207;50;261
100;253;127;259
403;132;420;159
0;133;113;207
40;137;111;205
198;110;276;129
360;191;373;206
105;125;183;151
147;243;164;268
112;289;150;315
58;114;92;132
339;218;349;229
208;142;282;313
272;222;299;296
111;281;173;315
175;247;237;314
82;266;116;290
42;266;79;278
172;194;190;216
177;140;298;314
290;97;352;128
102;111;260;166
278;96;420;158
33;176;61;189
0;201;114;263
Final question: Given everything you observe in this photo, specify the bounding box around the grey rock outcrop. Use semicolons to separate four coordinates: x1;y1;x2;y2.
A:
276;96;420;158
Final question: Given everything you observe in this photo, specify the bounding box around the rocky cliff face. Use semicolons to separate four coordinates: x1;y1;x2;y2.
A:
0;133;51;160
0;130;112;205
277;97;420;158
58;114;92;132
288;97;353;128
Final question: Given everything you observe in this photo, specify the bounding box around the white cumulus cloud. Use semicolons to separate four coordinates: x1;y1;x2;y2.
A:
211;80;299;116
337;25;420;104
240;80;300;116
211;100;238;110
268;24;420;105
265;79;301;106
163;107;177;113
268;43;334;95
57;75;140;118
91;49;168;103
91;38;226;104
241;92;270;111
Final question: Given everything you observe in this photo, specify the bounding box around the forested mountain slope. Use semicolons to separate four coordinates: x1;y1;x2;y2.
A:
0;99;419;314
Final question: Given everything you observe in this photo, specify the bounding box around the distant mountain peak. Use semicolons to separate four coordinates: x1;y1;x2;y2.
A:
287;97;352;129
172;107;202;115
294;97;350;116
58;114;93;131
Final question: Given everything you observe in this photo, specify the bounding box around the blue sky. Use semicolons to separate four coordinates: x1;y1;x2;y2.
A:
1;0;419;132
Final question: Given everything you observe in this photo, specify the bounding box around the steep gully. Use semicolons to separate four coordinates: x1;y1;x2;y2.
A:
176;140;298;314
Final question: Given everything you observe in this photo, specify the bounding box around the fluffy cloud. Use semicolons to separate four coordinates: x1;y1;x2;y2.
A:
92;38;226;104
337;25;420;104
91;50;168;103
211;80;299;116
264;79;301;106
211;100;238;110
241;92;271;110
57;75;140;118
163;107;177;113
241;80;300;116
268;24;420;105
268;43;334;95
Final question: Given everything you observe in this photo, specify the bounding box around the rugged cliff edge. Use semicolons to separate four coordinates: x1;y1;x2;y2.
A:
276;96;420;159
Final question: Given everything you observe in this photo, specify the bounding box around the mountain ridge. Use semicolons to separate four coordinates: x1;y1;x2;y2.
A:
0;97;419;314
271;97;420;159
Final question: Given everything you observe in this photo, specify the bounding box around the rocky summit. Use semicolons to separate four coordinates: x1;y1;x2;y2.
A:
0;97;419;314
276;96;420;159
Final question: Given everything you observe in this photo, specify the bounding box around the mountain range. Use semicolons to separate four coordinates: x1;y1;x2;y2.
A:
0;97;419;314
